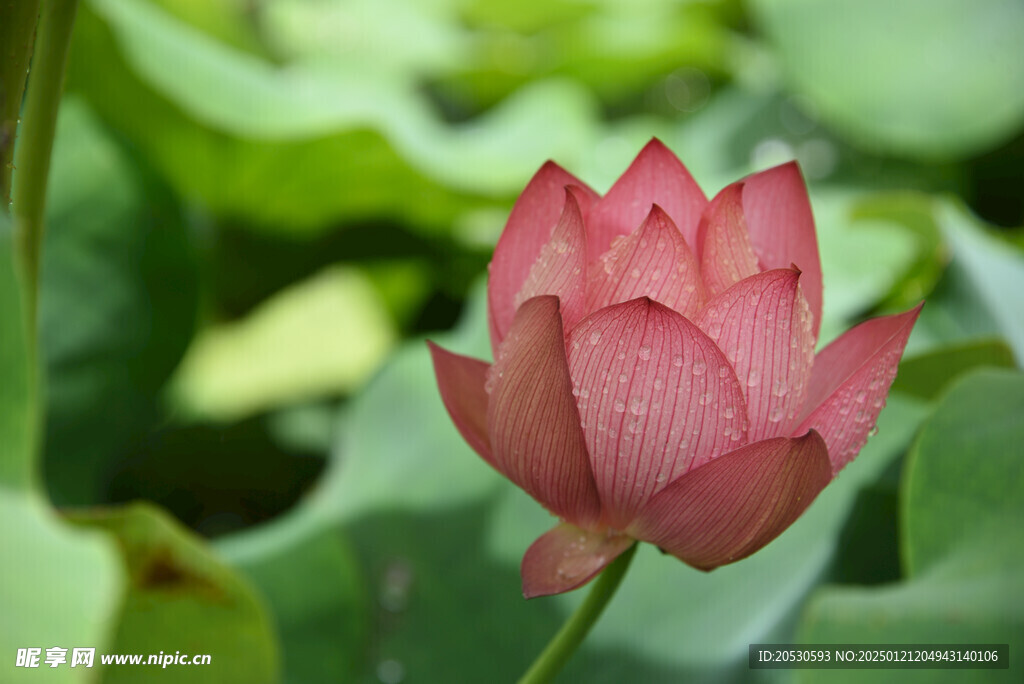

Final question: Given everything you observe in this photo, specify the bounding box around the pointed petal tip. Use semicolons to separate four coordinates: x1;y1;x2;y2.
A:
428;341;494;466
797;302;924;472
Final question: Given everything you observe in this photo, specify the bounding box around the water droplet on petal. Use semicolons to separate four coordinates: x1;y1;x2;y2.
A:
614;399;626;413
672;355;684;367
768;407;784;423
590;330;603;345
747;369;761;387
692;360;707;376
629;396;647;416
638;345;651;361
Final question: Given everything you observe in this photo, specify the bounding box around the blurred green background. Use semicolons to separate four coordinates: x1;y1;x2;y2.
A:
2;0;1024;682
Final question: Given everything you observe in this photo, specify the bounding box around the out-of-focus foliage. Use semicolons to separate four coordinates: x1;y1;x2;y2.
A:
3;0;1024;681
40;99;198;505
799;370;1024;684
750;0;1024;159
66;503;279;684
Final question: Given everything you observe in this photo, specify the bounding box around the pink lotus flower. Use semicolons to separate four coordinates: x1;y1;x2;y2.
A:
429;139;920;598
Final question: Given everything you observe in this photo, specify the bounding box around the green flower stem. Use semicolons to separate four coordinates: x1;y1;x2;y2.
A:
1;0;42;208
11;0;79;331
518;543;638;684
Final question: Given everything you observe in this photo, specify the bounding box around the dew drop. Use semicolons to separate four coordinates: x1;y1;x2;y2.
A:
613;399;626;413
692;360;707;376
724;406;735;419
629;396;647;416
638;345;652;361
747;369;761;387
768;407;784;423
653;377;664;390
618;373;628;383
589;330;603;345
672;355;684;367
718;367;729;378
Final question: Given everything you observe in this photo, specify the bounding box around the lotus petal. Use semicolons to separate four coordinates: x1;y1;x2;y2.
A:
585;139;707;263
513;188;589;333
627;431;831;570
696;269;815;441
741;162;824;339
697;183;761;297
428;342;493;466
521;523;634;599
566;297;748;527
794;304;922;472
587;204;706;319
488;162;599;356
488;296;602;526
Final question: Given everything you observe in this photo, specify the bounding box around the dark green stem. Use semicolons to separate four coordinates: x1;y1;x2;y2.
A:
11;0;79;331
1;0;42;209
518;543;638;684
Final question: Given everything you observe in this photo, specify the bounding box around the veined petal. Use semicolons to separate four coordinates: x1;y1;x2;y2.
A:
521;523;634;599
742;162;824;340
427;342;494;467
587;205;706;319
585;139;707;263
627;431;832;571
488;162;599;356
697;183;761;297
566;297;748;528
696;270;815;441
488;296;602;527
794;304;922;473
513;188;589;333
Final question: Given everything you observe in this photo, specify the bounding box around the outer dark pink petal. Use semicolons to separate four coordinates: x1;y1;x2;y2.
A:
742;162;824;339
487;296;603;527
586;205;706;319
627;431;832;571
428;342;494;467
793;305;922;473
697;183;761;297
566;298;748;529
696;270;815;442
513;188;589;333
521;523;635;598
585;139;708;264
488;162;600;356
